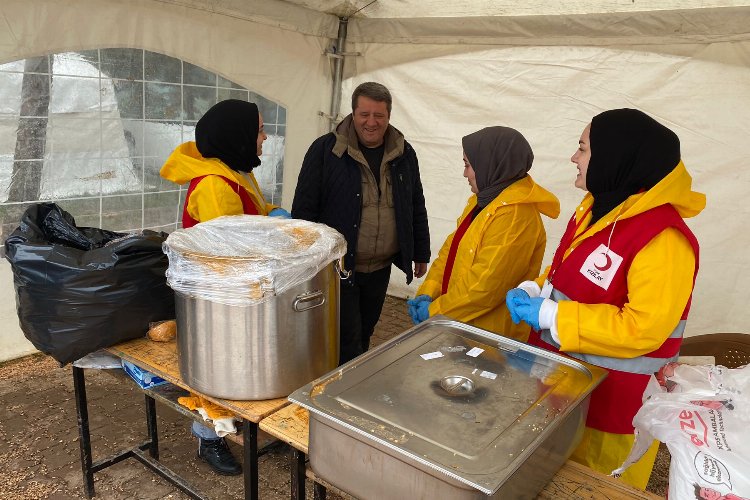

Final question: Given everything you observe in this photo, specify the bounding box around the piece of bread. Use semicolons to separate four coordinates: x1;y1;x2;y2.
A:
148;320;177;342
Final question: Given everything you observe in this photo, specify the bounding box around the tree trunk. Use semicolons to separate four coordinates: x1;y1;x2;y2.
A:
3;56;52;243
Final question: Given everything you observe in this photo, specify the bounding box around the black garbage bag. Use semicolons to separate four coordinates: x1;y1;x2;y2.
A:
4;203;175;365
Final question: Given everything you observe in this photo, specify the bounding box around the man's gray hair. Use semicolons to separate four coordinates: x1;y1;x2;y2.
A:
351;82;392;114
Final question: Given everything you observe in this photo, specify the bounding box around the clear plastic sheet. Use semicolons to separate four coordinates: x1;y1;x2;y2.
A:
163;215;346;306
72;350;124;369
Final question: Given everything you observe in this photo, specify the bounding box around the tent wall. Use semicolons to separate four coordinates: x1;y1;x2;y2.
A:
340;23;750;338
0;0;334;362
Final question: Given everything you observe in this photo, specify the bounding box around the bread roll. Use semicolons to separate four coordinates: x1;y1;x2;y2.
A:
148;320;177;342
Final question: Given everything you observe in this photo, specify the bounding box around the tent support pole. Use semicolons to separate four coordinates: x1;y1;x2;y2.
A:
329;16;348;131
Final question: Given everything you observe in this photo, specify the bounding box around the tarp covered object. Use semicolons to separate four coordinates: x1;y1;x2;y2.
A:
4;203;174;365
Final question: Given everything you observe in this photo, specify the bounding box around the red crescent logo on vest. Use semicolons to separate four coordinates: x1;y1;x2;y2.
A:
594;252;613;271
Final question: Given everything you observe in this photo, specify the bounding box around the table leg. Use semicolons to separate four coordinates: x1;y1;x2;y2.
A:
313;482;327;500
144;394;159;459
73;366;95;498
290;448;306;500
243;419;259;500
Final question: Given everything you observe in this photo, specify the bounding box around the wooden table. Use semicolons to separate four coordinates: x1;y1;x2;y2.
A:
259;403;663;500
107;337;288;425
72;337;288;500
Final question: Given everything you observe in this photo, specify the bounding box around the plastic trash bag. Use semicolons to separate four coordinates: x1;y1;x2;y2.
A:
4;203;175;365
72;350;124;369
614;362;750;500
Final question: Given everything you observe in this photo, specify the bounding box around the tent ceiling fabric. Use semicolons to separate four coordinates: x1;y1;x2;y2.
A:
345;7;750;45
281;0;750;18
162;0;750;45
153;0;339;36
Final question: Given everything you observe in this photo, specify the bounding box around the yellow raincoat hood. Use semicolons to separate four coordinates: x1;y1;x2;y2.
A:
161;141;241;184
578;161;705;230
160;141;275;221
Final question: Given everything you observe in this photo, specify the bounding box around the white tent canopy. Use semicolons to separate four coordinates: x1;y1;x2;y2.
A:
1;0;749;360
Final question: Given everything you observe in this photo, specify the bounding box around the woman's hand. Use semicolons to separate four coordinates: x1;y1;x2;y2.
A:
506;290;558;336
507;293;544;330
406;294;432;324
268;207;291;218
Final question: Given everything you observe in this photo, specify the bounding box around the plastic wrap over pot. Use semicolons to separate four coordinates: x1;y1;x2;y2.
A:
163;215;347;306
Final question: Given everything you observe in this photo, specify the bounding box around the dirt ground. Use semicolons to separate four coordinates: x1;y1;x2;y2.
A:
0;295;670;499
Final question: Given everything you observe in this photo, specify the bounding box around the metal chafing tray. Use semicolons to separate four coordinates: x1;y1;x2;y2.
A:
289;316;607;499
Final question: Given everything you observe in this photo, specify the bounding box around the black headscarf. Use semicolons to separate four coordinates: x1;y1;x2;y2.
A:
462;126;533;209
587;108;680;224
195;99;261;173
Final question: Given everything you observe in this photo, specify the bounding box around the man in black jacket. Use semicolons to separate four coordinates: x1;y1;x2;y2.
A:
292;82;430;364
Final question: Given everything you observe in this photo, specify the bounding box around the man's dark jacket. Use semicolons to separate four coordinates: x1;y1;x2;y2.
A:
292;130;430;284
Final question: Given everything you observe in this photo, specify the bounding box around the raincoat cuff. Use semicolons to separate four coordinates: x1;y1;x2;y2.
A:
518;280;541;298
539;298;557;330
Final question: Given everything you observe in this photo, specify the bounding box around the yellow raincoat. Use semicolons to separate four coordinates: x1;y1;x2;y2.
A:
418;175;560;340
534;161;705;488
160;141;276;222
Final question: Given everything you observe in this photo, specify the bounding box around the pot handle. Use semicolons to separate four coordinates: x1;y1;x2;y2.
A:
293;290;325;312
334;256;351;280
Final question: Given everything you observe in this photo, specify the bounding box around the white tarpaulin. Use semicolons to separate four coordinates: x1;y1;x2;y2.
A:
1;0;749;360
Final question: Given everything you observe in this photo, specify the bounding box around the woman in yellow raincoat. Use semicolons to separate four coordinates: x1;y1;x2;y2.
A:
160;99;286;225
506;108;705;489
408;126;559;341
159;99;288;476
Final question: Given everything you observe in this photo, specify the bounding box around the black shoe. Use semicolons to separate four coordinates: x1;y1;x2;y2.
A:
197;437;242;476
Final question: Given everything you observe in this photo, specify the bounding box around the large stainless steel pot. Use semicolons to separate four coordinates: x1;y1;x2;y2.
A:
290;316;607;499
176;263;339;400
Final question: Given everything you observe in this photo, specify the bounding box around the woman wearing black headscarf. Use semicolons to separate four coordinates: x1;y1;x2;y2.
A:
161;99;288;228
506;109;706;488
160;99;288;476
407;126;559;341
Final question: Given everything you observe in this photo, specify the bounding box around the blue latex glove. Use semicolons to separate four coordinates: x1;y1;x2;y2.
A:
505;288;529;324
414;300;431;324
506;293;545;331
407;305;419;324
406;295;432;325
407;294;432;305
268;207;291;218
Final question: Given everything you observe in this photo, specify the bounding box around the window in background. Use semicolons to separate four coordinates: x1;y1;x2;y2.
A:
0;48;286;239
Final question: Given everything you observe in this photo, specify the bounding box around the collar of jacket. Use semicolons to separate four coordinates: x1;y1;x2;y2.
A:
574;160;705;235
332;114;405;166
465;175;561;220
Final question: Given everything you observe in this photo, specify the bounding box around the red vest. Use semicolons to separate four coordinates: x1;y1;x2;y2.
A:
530;204;699;434
181;175;259;228
442;208;475;294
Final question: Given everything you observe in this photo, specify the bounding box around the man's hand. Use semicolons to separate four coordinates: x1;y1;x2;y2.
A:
413;262;428;278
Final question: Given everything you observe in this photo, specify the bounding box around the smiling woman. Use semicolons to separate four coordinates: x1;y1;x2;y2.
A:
506;108;706;490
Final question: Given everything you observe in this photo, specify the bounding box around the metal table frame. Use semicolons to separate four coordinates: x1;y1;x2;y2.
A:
73;365;265;500
290;449;327;500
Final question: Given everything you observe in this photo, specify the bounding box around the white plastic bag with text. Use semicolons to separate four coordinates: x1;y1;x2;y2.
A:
613;363;750;500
